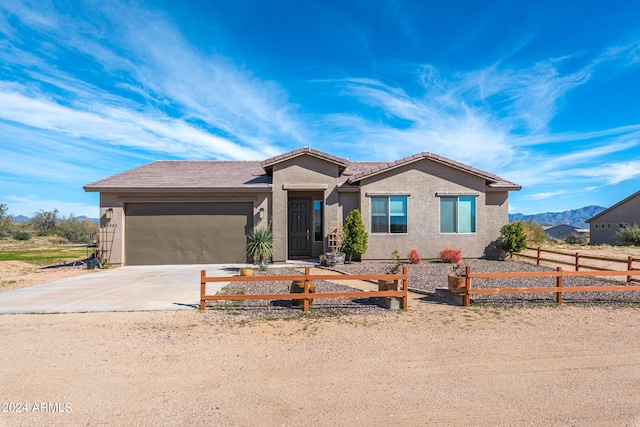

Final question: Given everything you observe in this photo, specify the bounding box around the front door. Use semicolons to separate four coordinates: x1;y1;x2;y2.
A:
288;198;311;257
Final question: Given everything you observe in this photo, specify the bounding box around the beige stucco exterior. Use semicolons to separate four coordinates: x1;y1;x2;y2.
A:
588;191;640;245
87;147;518;265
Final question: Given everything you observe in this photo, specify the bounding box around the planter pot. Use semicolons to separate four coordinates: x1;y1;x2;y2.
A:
447;274;466;294
239;267;254;276
378;279;397;291
290;280;316;307
325;253;345;267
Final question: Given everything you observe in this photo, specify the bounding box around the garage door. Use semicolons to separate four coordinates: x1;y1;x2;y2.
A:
125;202;252;265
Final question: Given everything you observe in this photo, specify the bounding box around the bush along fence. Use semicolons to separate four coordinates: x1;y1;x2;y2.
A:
461;265;640;307
200;266;409;312
514;246;639;283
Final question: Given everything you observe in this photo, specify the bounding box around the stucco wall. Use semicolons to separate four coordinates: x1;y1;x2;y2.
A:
355;160;508;260
270;155;342;261
589;194;640;245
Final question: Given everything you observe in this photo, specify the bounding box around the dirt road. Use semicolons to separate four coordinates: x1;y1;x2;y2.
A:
1;297;639;426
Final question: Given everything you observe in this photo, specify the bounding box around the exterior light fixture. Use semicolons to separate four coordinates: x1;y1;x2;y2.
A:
259;208;265;219
105;208;114;220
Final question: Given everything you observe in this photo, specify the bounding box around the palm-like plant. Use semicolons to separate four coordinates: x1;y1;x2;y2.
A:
247;228;273;270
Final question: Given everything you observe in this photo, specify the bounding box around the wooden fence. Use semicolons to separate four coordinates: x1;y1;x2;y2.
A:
514;246;639;283
462;266;640;307
200;266;409;312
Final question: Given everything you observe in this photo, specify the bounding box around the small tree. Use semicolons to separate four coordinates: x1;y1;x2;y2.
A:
30;209;60;235
0;203;14;238
496;222;527;257
57;215;98;244
341;209;368;262
564;232;588;245
616;224;640;246
521;220;547;245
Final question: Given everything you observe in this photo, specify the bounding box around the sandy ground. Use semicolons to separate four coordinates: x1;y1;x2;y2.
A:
1;248;640;426
0;261;94;292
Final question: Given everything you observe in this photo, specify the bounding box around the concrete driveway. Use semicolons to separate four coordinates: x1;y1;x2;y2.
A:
0;264;240;314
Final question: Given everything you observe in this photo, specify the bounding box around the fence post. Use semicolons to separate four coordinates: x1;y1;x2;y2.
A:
575;252;580;271
556;266;563;304
200;270;206;311
537;246;541;265
303;266;311;312
402;266;408;309
628;256;633;283
464;265;471;307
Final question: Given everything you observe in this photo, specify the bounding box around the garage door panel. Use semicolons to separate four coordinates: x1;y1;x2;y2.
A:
125;203;252;265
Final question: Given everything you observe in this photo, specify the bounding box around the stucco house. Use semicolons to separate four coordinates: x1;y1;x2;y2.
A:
586;190;640;245
84;147;521;266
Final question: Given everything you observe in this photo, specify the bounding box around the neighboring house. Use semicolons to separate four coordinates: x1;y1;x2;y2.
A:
586;190;640;245
84;147;521;266
544;224;588;240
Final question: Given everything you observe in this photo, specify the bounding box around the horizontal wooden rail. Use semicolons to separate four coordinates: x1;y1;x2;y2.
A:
462;265;640;307
200;266;409;312
517;247;638;283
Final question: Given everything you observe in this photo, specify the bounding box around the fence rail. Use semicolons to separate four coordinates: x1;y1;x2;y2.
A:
200;266;409;312
462;266;640;307
514;246;639;282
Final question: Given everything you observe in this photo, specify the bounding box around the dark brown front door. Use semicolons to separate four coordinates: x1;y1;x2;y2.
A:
288;198;311;257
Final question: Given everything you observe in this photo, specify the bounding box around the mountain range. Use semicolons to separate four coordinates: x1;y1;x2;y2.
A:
509;205;606;228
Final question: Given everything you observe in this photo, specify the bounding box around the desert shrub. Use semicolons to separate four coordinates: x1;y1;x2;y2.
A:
341;209;368;262
564;232;588;245
439;248;462;263
496;222;527;255
616;224;640;246
30;209;60;233
389;250;403;274
521;220;547;245
57;215;98;244
0;203;14;238
13;230;31;241
407;248;421;264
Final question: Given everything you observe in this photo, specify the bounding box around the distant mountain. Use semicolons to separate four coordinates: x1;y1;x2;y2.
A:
509;205;606;228
10;215;99;225
78;216;100;225
10;215;30;223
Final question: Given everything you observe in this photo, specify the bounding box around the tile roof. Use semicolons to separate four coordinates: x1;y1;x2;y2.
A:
84;160;271;192
84;148;520;192
346;152;521;190
261;147;349;172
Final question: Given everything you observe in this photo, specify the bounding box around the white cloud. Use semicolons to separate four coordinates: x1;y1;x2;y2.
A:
574;161;640;185
6;195;99;218
525;190;567;201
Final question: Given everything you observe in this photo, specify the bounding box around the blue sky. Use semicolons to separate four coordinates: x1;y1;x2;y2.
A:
1;0;640;218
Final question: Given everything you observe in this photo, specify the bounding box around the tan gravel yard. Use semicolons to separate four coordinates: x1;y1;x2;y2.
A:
1;248;640;426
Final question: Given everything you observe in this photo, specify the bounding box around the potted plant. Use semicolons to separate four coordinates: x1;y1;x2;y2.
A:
447;263;467;294
247;228;273;271
379;250;402;291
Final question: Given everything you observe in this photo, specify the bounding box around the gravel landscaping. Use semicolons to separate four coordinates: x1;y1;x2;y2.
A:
206;267;390;318
338;258;640;307
207;259;640;315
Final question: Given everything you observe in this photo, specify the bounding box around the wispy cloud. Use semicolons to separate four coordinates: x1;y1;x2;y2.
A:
525;190;567;200
0;1;303;160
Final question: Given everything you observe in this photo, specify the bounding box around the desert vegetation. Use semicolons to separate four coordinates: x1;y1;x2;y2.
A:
0;204;97;244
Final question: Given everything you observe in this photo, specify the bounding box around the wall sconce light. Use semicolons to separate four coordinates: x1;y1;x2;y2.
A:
259;208;265;219
105;208;114;220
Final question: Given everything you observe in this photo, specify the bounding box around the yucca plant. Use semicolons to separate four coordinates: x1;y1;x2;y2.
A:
247;228;273;270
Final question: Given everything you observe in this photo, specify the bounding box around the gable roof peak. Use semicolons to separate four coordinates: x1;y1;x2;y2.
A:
260;146;350;173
